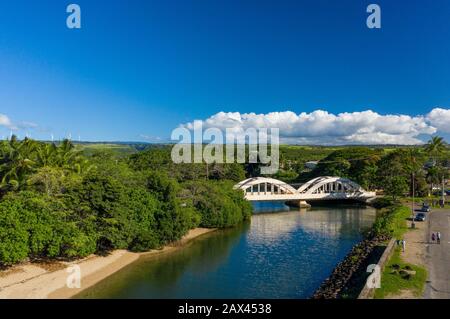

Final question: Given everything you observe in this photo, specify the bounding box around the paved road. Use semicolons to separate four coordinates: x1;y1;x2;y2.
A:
424;209;450;299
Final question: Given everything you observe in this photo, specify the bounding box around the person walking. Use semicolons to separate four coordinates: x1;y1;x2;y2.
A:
431;232;436;243
402;239;406;252
437;232;441;244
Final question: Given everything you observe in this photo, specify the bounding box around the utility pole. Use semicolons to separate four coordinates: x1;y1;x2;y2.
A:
442;175;445;208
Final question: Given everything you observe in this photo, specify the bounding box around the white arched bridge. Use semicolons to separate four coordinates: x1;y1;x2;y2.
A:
234;176;376;206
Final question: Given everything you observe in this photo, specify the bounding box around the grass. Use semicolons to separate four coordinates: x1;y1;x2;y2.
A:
75;143;139;158
372;205;412;239
391;206;413;238
371;205;427;299
374;247;427;299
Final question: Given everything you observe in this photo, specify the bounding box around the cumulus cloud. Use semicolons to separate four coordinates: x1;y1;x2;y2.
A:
426;108;450;133
0;114;17;130
0;114;41;135
181;109;447;145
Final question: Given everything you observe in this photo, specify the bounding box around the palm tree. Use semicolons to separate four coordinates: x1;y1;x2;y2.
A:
35;143;58;167
425;136;448;205
0;136;37;190
425;136;446;166
426;166;441;196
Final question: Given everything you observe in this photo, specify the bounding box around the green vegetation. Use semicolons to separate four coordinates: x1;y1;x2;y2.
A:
371;205;411;239
374;248;427;299
182;180;252;228
312;147;382;189
369;204;427;299
0;138;250;266
1;135;448;267
276;140;449;203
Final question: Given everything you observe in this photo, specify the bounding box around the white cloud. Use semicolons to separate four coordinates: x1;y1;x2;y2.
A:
0;114;40;133
426;108;450;133
0;114;16;130
18;121;39;129
181;109;444;145
139;134;164;142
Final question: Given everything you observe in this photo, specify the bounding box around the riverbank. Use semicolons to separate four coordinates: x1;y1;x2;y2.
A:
312;204;415;299
311;234;389;299
0;228;216;299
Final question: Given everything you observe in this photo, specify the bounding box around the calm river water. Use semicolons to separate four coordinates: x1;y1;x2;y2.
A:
77;203;376;299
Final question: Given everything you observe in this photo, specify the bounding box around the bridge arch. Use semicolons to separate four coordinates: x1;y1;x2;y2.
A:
234;177;297;196
234;176;375;202
297;176;365;195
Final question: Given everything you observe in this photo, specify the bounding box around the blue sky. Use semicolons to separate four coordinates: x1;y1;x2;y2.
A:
0;0;449;144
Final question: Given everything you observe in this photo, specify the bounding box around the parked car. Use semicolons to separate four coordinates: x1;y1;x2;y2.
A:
414;213;426;221
420;205;431;213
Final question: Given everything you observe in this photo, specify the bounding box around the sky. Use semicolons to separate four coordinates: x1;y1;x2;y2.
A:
0;0;450;144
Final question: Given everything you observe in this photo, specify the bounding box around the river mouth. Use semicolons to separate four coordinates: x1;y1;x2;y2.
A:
76;203;376;299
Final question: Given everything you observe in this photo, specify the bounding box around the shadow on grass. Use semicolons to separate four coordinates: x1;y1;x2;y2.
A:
374;247;427;299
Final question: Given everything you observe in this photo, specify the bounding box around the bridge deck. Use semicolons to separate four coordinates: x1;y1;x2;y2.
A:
244;192;376;201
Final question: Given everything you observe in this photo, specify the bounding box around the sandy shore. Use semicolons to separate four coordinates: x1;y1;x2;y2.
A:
0;228;216;299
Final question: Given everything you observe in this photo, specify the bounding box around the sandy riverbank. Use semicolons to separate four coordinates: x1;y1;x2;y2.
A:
0;228;216;299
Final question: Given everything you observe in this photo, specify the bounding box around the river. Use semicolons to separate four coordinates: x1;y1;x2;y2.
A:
76;202;376;299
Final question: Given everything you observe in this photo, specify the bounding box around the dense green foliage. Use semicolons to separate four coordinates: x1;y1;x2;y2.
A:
312;147;382;189
0;138;251;266
182;180;252;228
277;140;449;199
371;206;411;238
0;135;448;266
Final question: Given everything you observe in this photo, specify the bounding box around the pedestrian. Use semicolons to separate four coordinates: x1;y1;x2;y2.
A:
402;239;406;252
431;232;436;243
437;232;441;244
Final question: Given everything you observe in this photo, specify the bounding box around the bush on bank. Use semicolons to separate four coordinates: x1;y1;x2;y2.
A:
182;180;252;228
371;205;411;239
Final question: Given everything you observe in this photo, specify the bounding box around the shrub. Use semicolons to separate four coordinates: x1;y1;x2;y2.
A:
0;200;30;265
371;206;411;238
183;180;252;228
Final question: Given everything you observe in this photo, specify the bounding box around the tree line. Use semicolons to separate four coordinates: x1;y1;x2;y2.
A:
0;137;251;266
274;137;449;201
1;136;448;266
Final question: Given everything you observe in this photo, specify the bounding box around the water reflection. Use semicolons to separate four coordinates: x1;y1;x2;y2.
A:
77;203;376;299
250;204;375;242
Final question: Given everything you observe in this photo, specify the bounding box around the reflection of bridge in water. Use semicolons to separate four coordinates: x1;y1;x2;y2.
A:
248;208;377;243
234;176;376;207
